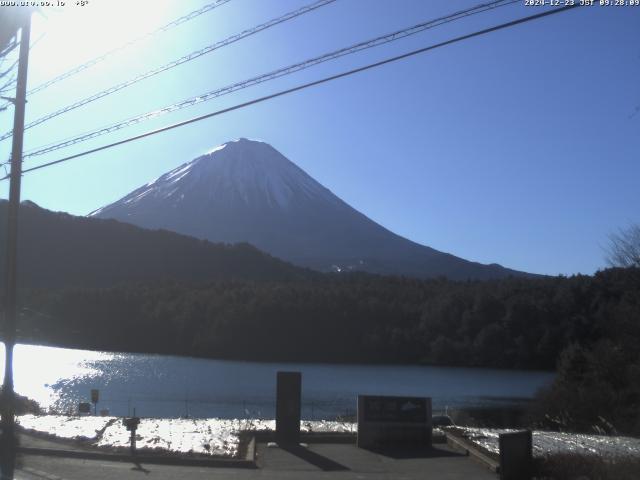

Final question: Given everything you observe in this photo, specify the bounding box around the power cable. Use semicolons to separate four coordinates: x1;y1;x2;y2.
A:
0;33;46;96
0;74;17;96
0;3;580;182
0;39;18;59
21;0;518;158
0;0;233;112
0;59;19;79
27;0;233;96
0;0;337;143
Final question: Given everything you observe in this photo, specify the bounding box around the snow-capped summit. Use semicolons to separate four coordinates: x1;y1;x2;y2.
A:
92;139;335;215
90;139;526;280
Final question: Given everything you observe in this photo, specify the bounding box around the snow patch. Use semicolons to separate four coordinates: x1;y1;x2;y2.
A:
205;143;227;155
164;163;193;184
87;206;106;217
452;427;640;459
18;415;112;441
18;415;355;458
124;188;153;205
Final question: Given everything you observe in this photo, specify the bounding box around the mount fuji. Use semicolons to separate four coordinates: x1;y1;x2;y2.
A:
90;138;527;280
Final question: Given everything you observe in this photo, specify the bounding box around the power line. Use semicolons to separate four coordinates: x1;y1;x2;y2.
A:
1;35;42;79
0;0;233;113
28;0;233;96
0;73;17;96
0;39;19;85
0;59;18;79
21;0;519;159
0;0;336;143
0;38;18;59
0;36;43;97
0;80;17;98
0;3;580;182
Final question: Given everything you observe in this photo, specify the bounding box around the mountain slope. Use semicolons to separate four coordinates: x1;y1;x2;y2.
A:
0;200;309;289
90;138;528;280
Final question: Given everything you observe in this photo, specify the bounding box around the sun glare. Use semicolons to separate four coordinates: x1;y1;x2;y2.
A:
30;0;175;80
0;343;111;410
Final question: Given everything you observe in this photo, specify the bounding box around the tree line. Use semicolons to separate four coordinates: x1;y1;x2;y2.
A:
18;267;638;371
3;204;639;434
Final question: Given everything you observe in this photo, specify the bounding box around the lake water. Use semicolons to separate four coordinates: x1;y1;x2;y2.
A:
1;343;554;419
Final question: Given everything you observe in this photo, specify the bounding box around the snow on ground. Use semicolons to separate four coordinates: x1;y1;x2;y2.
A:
97;418;246;457
23;416;639;460
17;415;355;457
18;415;112;441
453;427;640;459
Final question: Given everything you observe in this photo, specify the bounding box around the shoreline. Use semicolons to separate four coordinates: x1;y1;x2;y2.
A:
11;339;558;373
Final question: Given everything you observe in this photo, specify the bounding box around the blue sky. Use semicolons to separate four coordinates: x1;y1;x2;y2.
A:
0;0;638;276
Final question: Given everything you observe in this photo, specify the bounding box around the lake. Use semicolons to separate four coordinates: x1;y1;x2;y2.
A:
1;343;554;419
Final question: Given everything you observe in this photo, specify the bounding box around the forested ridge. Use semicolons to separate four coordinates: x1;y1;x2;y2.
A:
2;201;638;434
19;267;639;434
0;201;311;288
18;267;639;371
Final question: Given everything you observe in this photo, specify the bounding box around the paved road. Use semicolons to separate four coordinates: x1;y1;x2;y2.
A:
13;470;46;480
14;443;497;480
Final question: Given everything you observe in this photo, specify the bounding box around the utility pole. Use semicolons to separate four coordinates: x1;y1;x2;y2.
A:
1;11;32;477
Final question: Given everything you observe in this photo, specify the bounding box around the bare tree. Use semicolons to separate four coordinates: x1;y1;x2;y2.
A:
606;224;640;268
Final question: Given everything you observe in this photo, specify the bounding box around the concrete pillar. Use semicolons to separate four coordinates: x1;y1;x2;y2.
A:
276;371;301;445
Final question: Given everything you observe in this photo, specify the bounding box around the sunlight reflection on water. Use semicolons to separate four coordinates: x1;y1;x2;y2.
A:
0;343;554;419
0;343;113;410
